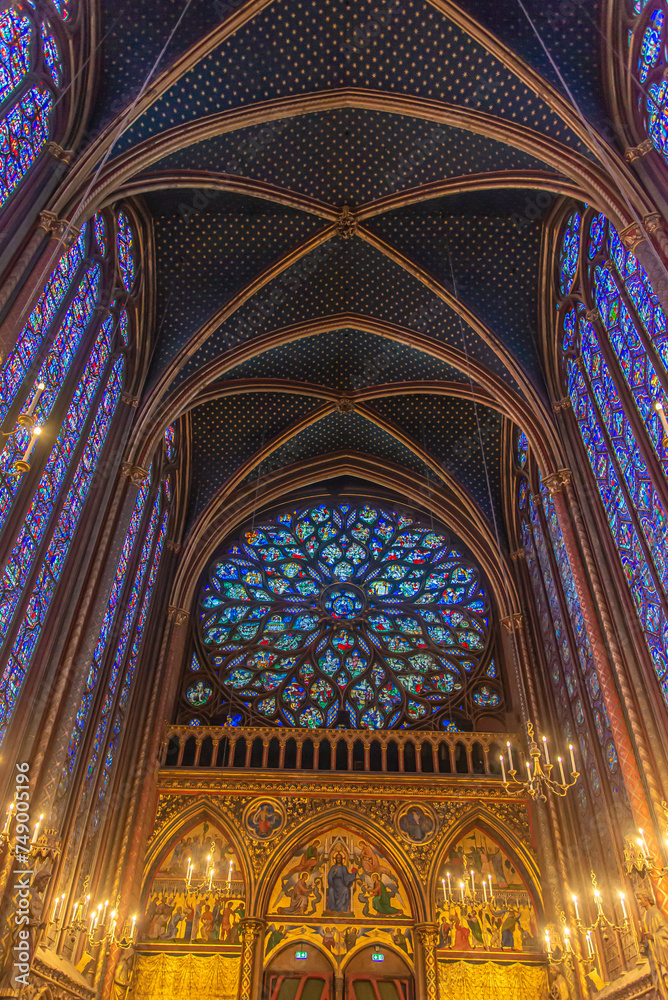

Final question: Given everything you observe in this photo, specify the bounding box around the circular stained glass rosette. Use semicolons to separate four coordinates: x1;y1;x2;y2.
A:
198;504;493;729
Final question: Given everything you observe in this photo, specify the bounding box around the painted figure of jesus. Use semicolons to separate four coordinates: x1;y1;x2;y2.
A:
327;852;357;913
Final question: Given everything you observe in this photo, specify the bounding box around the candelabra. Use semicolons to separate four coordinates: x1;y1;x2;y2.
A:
185;850;235;895
545;875;638;973
1;805;61;863
500;722;578;801
52;892;137;949
624;829;668;878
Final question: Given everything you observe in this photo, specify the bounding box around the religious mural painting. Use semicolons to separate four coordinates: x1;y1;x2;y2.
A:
436;828;540;956
265;827;413;967
395;803;437;845
243;798;286;840
142;821;245;946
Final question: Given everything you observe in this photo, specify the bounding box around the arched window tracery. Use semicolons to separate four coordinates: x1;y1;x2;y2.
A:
0;206;142;745
0;0;71;213
630;1;668;161
193;503;501;731
557;207;668;708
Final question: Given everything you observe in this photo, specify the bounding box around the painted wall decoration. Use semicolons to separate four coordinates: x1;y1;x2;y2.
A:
243;798;286;840
395;803;436;844
267;828;410;922
142;821;244;944
436;829;540;954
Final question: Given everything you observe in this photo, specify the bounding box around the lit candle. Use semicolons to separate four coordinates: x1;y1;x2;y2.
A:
227;859;233;888
594;889;603;916
2;803;13;834
470;870;475;895
110;911;117;938
499;754;506;783
483;880;488;903
526;760;533;781
557;757;566;785
542;736;551;765
639;829;650;858
460;882;465;902
20;426;42;467
51;896;60;922
208;867;214;891
506;741;514;771
545;930;552;955
31;814;43;844
442;878;447;901
586;931;595;957
24;382;46;420
488;875;493;900
569;744;576;774
564;927;572;952
130;915;137;941
186;859;193;887
572;894;580;921
89;913;96;935
447;872;452;897
619;892;628;920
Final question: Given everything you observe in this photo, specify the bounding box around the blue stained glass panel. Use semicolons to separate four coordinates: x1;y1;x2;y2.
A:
0;225;86;424
0;267;102;535
0;86;52;209
91;508;168;828
647;78;668;160
559;211;581;294
41;23;61;86
116;211;134;292
55;474;152;808
164;424;176;461
0;8;31;104
639;7;664;82
0;319;113;652
94;214;106;256
0;357;123;744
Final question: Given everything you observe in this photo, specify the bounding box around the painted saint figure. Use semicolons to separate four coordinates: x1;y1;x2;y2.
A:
327;853;357;913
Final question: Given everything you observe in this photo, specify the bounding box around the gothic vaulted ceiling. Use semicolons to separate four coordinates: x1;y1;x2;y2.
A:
83;0;614;552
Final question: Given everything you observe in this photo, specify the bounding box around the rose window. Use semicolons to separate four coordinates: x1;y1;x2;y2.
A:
194;504;499;730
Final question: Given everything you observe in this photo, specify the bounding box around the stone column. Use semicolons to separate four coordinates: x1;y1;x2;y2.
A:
415;924;439;1000
239;918;265;1000
544;471;668;909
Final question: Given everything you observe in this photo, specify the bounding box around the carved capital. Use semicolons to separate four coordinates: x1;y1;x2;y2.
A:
166;540;181;553
415;923;439;949
644;212;668;257
336;205;358;240
120;392;140;408
510;549;526;561
619;222;646;252
584;307;601;323
543;468;572;494
336;395;355;413
168;606;190;626
624;138;654;162
120;462;149;484
95;304;113;318
501;613;525;633
553;396;572;412
240;917;266;943
46;141;74;164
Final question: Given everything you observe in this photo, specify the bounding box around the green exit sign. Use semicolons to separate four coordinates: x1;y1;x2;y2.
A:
295;951;307;960
372;953;384;962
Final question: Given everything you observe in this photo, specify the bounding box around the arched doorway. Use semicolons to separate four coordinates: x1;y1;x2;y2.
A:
264;942;334;999
344;945;414;1000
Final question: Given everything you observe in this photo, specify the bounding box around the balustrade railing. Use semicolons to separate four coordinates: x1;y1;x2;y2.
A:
160;726;513;777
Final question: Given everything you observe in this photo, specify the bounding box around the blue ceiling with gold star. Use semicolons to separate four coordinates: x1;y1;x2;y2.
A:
94;0;607;543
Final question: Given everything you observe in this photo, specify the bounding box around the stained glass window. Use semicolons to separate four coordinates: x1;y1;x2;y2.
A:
196;504;496;730
0;224;87;424
164;424;176;461
0;268;102;535
0;8;31;103
0;357;124;744
558;211;581;294
116;211;135;292
0;4;69;211
557;207;668;708
91;504;169;830
94;213;107;256
53;474;152;811
632;1;668;162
